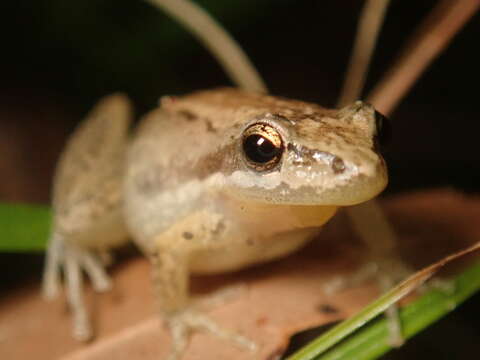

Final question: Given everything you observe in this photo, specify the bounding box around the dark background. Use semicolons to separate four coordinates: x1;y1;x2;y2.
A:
0;0;479;358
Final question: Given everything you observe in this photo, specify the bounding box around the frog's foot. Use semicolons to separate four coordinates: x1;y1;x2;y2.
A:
323;254;415;295
323;256;413;347
324;256;454;295
42;233;112;341
323;256;456;346
165;308;256;360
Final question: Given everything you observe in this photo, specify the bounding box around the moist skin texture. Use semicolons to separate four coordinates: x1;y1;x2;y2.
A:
44;88;388;350
124;87;387;265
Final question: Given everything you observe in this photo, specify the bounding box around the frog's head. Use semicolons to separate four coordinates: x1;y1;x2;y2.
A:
225;100;389;206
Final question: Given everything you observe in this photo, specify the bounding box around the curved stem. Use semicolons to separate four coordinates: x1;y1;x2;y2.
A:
145;0;268;93
337;0;391;107
368;0;480;115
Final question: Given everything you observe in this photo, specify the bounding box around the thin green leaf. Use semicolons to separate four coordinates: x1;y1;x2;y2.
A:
287;243;480;360
315;259;480;360
0;203;51;252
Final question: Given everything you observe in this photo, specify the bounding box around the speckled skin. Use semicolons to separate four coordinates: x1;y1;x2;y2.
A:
43;88;387;356
124;87;387;270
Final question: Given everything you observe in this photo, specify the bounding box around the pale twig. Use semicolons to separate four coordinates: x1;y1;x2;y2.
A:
337;0;391;107
368;0;480;115
336;0;397;258
346;0;479;260
145;0;268;93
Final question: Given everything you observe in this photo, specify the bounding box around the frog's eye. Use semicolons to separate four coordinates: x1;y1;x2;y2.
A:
242;123;284;171
374;110;391;149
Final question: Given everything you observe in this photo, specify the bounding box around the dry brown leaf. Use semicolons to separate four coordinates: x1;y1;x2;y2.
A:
1;188;479;360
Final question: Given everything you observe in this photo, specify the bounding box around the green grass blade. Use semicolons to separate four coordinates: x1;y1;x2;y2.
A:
0;203;51;252
287;259;480;360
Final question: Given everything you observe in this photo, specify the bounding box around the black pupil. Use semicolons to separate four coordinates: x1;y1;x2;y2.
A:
243;134;280;163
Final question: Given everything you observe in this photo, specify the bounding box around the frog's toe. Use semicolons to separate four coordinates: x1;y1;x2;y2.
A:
384;305;404;347
167;318;189;360
323;256;412;347
43;233;113;297
323;254;413;295
166;309;256;359
42;233;114;342
64;245;94;341
72;306;93;342
42;233;64;300
78;249;112;292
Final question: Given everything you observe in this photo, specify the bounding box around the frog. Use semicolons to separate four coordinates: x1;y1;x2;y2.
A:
42;87;388;359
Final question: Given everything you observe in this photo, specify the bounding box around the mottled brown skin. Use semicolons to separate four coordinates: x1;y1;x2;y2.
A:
43;88;387;359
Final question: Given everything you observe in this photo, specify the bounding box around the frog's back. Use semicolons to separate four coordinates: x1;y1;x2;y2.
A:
128;87;332;176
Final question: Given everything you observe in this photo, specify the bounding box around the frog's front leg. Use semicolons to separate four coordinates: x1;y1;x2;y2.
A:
42;94;132;341
149;211;256;360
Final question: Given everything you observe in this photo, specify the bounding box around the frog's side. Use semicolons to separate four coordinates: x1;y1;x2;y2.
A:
43;88;387;358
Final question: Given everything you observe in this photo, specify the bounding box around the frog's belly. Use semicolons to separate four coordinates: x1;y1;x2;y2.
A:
189;227;321;274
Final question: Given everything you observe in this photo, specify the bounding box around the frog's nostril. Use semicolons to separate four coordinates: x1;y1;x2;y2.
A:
331;157;345;174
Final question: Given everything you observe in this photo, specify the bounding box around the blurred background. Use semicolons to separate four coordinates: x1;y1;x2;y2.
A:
0;0;479;358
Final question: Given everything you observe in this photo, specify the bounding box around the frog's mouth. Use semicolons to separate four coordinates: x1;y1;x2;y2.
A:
225;163;388;207
223;194;339;236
